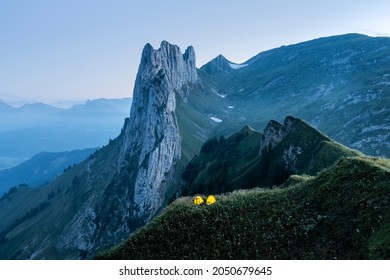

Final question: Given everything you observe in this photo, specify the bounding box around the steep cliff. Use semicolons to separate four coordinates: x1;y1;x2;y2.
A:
0;41;221;259
92;41;199;252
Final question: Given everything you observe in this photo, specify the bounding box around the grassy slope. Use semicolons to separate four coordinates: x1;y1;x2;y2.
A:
176;71;232;163
207;34;390;157
182;117;362;195
181;125;262;195
235;118;362;188
97;156;390;260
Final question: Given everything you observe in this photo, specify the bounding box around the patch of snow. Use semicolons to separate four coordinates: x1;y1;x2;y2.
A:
228;106;234;109
216;93;227;98
209;116;223;123
229;63;248;69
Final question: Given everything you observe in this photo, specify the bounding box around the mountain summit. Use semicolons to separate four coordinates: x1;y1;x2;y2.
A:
201;54;234;76
94;41;199;247
139;41;197;88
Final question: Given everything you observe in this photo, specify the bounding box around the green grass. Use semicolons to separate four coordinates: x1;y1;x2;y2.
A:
96;156;390;260
182;116;362;195
181;125;262;195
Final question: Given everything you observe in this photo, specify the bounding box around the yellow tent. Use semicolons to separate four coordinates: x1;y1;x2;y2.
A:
206;195;216;205
193;196;204;205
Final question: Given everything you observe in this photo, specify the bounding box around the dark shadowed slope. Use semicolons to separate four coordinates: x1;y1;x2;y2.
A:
98;156;390;260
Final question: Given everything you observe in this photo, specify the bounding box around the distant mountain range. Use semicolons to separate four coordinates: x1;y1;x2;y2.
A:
0;148;98;196
0;34;389;259
0;98;131;169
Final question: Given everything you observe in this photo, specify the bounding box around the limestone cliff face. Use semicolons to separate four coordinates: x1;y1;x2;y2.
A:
92;41;197;250
120;41;197;218
259;116;295;155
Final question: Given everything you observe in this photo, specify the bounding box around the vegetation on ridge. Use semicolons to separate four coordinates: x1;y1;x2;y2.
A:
181;117;362;196
97;156;390;260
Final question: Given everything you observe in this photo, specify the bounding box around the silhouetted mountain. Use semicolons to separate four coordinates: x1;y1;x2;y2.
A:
0;98;131;169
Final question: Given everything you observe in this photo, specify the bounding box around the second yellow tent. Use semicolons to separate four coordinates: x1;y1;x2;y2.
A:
206;195;216;205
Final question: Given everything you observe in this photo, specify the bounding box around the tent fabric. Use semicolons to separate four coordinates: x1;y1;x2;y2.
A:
193;196;204;205
206;195;216;205
193;195;216;205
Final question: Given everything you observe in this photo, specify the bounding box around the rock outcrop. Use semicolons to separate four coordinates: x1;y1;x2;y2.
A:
259;116;295;156
92;41;198;251
120;41;197;218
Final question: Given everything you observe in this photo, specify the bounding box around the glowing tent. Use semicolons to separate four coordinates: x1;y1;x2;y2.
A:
206;195;216;205
193;196;205;205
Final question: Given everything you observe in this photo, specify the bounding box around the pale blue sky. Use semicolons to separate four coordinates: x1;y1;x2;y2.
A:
1;0;390;105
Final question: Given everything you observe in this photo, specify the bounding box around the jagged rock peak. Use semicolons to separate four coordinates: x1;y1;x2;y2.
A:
259;116;298;154
138;41;197;89
115;40;192;233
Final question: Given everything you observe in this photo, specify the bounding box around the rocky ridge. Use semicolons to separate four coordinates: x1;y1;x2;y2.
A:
91;41;199;251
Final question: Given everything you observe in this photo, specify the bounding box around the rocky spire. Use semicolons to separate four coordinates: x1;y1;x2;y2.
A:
122;41;198;216
137;41;197;91
94;42;198;248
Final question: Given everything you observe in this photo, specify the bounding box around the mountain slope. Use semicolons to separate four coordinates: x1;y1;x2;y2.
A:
181;116;361;195
201;34;390;157
97;156;390;260
0;128;124;259
0;148;98;195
